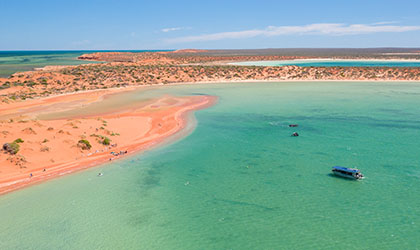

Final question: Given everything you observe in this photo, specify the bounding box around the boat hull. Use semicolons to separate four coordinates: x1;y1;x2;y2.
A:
332;171;361;180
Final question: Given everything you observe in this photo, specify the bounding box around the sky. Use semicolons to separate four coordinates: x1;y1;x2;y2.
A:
1;0;420;50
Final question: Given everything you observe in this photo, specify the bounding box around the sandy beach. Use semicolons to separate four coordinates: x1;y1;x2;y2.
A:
0;88;216;195
3;0;420;247
1;49;420;195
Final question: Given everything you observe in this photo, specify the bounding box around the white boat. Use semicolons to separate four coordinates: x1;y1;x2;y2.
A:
332;166;363;180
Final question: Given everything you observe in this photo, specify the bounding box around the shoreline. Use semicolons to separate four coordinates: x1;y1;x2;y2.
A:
2;77;420;196
0;92;217;196
163;79;420;86
0;84;149;120
2;78;419;118
227;58;420;66
2;52;420;103
229;58;420;64
1;49;420;196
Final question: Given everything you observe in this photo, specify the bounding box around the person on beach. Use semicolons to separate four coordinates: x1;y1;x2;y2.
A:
30;173;33;178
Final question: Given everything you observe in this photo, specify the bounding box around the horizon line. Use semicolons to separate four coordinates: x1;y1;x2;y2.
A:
1;47;420;52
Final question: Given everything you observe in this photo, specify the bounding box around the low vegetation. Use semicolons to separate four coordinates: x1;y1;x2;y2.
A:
90;134;111;145
14;138;24;143
77;139;92;150
2;138;24;155
2;51;420;103
102;137;111;145
3;142;20;155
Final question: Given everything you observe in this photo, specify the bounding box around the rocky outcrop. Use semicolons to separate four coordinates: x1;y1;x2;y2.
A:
3;142;19;155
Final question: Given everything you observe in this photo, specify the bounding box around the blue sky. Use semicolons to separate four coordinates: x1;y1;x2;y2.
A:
1;0;420;50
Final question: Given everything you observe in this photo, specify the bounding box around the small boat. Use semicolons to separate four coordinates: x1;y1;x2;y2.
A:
289;124;298;127
332;166;364;180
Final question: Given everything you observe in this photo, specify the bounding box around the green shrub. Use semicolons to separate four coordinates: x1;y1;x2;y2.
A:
102;137;111;145
0;82;10;90
10;142;20;154
14;138;24;143
77;139;92;150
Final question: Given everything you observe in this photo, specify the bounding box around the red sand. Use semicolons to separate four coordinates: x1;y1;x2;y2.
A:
0;89;216;195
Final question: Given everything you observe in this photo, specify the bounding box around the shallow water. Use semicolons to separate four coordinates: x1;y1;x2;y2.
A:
1;82;420;249
0;51;103;78
233;59;420;67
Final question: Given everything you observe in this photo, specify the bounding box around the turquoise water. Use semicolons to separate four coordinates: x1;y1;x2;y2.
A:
1;82;420;249
0;50;169;78
233;59;420;68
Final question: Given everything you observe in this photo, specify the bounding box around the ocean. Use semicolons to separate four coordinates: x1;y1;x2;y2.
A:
1;81;420;249
0;50;169;78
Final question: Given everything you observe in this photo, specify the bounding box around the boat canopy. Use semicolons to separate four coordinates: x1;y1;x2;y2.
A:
332;166;360;173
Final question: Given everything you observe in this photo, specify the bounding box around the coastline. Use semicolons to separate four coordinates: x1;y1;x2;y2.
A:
228;58;420;65
162;79;420;86
2;77;420;109
2;49;420;195
0;91;217;195
2;51;420;103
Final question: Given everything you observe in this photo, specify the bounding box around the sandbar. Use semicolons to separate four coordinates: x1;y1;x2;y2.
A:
0;88;216;195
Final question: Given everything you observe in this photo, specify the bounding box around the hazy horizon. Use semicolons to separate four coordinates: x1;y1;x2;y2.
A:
1;47;420;52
